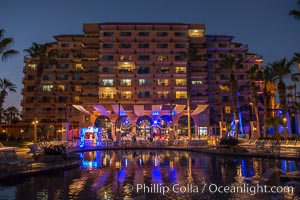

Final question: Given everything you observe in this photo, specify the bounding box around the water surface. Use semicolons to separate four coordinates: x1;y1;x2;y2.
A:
0;150;299;199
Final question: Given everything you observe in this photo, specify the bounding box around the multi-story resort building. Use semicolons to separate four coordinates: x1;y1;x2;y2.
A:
21;22;263;141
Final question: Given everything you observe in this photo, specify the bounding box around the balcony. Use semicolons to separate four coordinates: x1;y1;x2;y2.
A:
190;71;207;77
82;48;98;57
79;95;99;104
81;72;98;80
191;96;209;103
189;37;206;44
191;84;208;90
22;78;35;84
82;60;98;68
82;36;98;46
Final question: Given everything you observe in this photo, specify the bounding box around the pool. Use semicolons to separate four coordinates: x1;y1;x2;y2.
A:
0;150;299;199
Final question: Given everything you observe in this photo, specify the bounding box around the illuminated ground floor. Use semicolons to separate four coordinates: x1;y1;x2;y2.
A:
68;103;210;141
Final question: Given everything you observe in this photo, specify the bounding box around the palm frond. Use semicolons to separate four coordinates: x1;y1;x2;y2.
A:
2;49;19;61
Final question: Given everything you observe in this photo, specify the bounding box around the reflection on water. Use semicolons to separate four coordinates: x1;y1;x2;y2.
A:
0;150;299;200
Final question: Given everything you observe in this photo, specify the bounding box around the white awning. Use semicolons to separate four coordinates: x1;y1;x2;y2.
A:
152;105;162;115
111;104;126;115
191;105;208;115
72;105;91;115
93;105;110;115
134;105;144;116
173;104;186;115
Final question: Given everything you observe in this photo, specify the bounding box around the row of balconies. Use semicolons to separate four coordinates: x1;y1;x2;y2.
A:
98;54;204;62
78;94;208;103
96;82;208;89
98;42;189;49
81;35;206;44
96;23;201;31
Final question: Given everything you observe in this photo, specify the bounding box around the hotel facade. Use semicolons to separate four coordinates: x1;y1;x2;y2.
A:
21;22;263;140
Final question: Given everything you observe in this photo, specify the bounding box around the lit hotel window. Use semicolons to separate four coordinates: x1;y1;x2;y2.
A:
139;79;151;86
188;29;204;37
220;85;229;91
28;64;37;70
58;85;66;91
157;91;169;98
75;85;81;92
225;106;231;114
157;79;169;86
176;66;186;73
42;85;53;92
176;91;187;98
176;79;186;86
157;66;170;73
121;91;132;99
102;79;114;86
157;55;168;61
120;79;131;86
100;92;114;99
119;55;132;61
74;96;80;102
75;63;83;70
192;80;203;85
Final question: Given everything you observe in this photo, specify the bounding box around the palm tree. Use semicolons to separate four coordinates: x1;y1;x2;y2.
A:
262;67;276;137
0;78;17;122
289;0;300;19
180;47;203;140
268;58;293;138
246;64;263;139
0;29;19;61
23;42;57;142
5;106;19;124
218;56;243;138
291;73;300;101
265;116;283;141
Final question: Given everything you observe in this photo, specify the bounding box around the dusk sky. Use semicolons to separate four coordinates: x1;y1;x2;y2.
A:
1;0;300;110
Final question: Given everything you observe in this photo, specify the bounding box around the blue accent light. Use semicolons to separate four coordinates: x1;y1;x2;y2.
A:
124;119;129;125
138;158;143;166
79;127;102;148
152;167;163;183
124;158;128;168
79;129;85;148
82;160;98;169
152;111;160;116
116;169;126;184
281;160;287;172
169;169;177;183
289;161;295;172
154;120;158;124
120;112;126;116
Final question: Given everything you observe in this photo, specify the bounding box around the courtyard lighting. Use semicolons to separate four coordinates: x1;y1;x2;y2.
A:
32;120;38;142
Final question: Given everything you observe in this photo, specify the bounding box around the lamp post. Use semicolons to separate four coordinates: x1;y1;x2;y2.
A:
283;117;287;139
249;102;254;121
32;120;38;142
